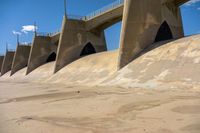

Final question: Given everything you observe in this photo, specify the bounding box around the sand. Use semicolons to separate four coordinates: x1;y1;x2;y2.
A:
0;82;200;133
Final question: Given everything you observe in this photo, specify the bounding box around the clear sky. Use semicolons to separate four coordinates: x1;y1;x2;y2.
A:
0;0;200;55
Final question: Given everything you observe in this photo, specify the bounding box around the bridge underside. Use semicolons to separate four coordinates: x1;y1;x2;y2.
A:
86;5;123;33
118;0;189;69
174;0;189;6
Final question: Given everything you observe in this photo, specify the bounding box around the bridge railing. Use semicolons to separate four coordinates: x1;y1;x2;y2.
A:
36;32;52;37
67;15;86;21
84;0;124;20
19;42;32;46
36;31;60;37
7;49;15;52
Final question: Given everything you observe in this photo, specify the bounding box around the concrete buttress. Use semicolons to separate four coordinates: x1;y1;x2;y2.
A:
26;34;59;75
0;56;4;73
1;51;15;76
11;45;31;76
118;0;184;69
54;15;107;73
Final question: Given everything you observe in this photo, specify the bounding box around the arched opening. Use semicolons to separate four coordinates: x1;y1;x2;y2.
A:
80;43;96;56
154;21;173;42
46;52;56;63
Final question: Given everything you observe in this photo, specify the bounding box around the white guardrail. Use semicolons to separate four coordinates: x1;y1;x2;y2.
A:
83;0;124;20
67;0;124;21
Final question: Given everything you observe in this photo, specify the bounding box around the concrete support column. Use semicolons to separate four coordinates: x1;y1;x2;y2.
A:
1;51;15;76
11;45;31;76
26;35;57;75
54;16;107;73
118;0;184;69
0;56;4;73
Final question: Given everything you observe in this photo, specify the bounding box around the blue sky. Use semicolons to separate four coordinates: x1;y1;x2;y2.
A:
0;0;200;55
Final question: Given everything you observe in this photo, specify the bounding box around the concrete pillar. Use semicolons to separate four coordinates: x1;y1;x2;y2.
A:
11;45;31;76
118;0;184;69
0;56;4;73
54;16;107;73
26;35;58;75
1;51;15;76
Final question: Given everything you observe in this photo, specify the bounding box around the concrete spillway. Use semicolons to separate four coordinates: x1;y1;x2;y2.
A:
0;50;118;85
104;34;200;89
1;34;200;89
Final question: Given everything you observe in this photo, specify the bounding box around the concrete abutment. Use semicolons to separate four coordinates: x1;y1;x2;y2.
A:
26;35;58;75
54;16;107;73
0;56;4;74
1;51;15;76
118;0;184;69
11;45;31;76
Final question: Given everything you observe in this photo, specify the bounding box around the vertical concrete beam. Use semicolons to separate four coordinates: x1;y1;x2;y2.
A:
1;51;15;76
0;56;4;73
54;16;107;73
26;35;57;75
118;0;184;69
11;45;31;76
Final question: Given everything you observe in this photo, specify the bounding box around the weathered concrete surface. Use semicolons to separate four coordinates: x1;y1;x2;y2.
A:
48;50;118;85
0;50;118;85
27;35;58;75
1;34;200;87
0;56;4;73
118;0;185;69
1;51;15;76
54;16;107;73
11;45;31;76
104;34;200;89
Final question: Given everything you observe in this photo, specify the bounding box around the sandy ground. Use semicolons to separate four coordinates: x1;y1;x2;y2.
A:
0;82;200;133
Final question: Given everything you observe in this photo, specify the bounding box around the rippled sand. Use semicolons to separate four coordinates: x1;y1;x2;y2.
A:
0;82;200;133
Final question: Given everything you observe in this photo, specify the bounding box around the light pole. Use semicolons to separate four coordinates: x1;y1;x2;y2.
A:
17;34;19;46
64;0;67;16
34;22;37;36
6;43;8;53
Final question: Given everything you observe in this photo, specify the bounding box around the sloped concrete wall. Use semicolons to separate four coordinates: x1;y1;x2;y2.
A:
1;51;15;76
0;56;4;73
11;45;31;76
51;33;60;45
26;36;57;74
118;0;184;69
54;16;107;73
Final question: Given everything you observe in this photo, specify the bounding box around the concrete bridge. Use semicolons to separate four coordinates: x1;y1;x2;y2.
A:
0;0;191;76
